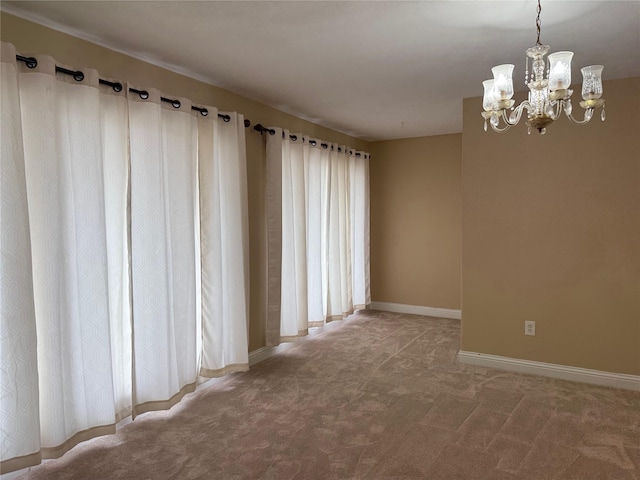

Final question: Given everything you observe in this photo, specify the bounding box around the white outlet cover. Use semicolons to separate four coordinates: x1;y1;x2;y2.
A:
525;321;536;336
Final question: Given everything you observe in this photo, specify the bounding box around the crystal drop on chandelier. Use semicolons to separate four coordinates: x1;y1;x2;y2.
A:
564;99;572;116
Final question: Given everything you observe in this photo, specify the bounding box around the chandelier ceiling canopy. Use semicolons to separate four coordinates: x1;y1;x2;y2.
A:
481;0;605;135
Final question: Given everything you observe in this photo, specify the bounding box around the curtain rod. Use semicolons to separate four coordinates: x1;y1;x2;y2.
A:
16;54;364;157
16;54;234;123
252;123;364;156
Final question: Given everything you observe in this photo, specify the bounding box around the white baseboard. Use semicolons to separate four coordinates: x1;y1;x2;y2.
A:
247;319;348;368
249;346;278;366
368;302;461;320
458;351;640;392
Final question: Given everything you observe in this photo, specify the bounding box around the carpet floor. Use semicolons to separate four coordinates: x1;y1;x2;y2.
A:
14;310;640;479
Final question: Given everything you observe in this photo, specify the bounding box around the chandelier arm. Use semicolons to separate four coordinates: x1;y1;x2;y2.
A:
498;103;526;127
566;109;594;125
501;110;516;126
490;121;512;133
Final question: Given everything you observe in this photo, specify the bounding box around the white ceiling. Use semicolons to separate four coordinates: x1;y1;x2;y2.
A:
2;1;639;141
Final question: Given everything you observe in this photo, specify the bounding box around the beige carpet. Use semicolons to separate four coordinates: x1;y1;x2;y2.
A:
15;310;640;479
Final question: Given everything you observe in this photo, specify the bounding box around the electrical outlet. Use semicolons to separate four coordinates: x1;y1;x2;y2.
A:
525;320;536;336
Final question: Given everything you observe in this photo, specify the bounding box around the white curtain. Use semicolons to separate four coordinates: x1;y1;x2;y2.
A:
128;90;200;414
101;70;131;425
304;142;330;327
265;130;370;345
198;110;250;377
1;42;42;473
0;43;250;473
349;150;370;310
1;45;122;472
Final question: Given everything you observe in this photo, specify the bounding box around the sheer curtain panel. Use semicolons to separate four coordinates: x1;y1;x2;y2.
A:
101;81;132;424
128;90;200;415
265;130;370;344
1;45;125;473
1;42;41;473
1;42;251;474
348;151;371;309
198;110;250;377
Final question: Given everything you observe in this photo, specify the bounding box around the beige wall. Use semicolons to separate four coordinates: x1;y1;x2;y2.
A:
1;12;369;352
369;135;462;310
5;12;638;376
462;77;640;375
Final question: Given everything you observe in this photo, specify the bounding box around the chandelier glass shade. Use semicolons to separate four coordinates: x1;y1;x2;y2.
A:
481;1;605;134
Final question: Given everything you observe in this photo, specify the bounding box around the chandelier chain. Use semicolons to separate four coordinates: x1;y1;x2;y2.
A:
536;0;542;45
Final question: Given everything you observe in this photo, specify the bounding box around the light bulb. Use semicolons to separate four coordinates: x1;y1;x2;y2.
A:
482;79;496;111
491;64;514;101
548;51;573;91
581;65;604;100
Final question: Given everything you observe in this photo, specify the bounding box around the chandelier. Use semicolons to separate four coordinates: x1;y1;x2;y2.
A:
481;0;605;134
